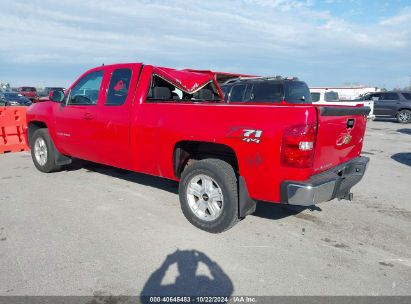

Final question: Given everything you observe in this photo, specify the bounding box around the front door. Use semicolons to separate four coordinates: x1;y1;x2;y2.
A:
368;93;384;115
53;69;104;161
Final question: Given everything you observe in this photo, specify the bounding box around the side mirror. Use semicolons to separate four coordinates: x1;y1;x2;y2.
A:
50;90;65;102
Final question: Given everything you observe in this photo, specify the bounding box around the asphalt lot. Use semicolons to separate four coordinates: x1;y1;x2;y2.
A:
0;119;410;297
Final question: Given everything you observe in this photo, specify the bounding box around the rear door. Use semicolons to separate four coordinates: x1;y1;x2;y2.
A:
379;92;401;116
92;64;142;169
312;106;369;174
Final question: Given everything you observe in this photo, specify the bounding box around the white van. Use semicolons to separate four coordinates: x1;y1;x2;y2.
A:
310;88;375;120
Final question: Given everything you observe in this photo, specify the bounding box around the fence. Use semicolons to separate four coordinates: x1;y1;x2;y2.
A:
0;106;29;154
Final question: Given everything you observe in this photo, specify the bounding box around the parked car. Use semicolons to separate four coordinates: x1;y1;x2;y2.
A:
37;87;65;101
359;91;411;123
219;76;313;103
310;88;375;120
26;63;370;233
38;87;65;98
17;87;38;101
0;92;32;106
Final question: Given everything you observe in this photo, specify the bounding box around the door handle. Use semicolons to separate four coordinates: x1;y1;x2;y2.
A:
83;113;94;120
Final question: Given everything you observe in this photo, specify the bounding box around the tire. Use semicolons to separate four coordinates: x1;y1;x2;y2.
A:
396;109;411;123
30;128;62;173
179;159;239;233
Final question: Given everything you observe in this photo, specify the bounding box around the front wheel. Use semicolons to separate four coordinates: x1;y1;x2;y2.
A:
179;159;239;233
397;110;411;123
30;128;62;173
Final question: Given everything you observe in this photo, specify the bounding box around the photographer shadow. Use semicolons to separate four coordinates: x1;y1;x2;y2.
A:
140;250;233;301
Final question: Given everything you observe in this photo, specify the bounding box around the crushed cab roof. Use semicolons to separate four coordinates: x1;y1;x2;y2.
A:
153;67;214;94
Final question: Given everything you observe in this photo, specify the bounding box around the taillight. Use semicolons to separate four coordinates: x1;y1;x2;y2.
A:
281;124;317;168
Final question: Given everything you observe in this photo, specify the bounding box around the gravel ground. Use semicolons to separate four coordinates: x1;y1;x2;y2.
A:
0;119;410;297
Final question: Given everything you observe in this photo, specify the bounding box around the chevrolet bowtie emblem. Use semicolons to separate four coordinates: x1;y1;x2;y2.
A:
336;134;352;146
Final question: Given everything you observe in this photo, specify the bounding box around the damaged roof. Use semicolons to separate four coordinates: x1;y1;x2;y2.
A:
153;67;214;94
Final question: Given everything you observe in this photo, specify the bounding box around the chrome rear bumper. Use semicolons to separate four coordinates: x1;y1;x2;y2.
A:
281;156;369;206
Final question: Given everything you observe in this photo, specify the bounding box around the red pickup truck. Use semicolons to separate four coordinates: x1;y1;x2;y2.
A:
26;63;370;233
17;86;38;101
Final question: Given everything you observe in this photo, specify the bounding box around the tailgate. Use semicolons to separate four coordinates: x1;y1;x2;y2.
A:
312;106;370;174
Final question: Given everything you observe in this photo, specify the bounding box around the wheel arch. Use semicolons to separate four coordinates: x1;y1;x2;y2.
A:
28;121;48;145
396;108;411;114
173;140;239;179
173;140;256;218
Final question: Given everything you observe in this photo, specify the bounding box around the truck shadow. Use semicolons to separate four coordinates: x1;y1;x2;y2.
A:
65;160;320;219
65;159;178;194
391;153;411;167
397;128;411;135
252;201;321;220
140;249;233;301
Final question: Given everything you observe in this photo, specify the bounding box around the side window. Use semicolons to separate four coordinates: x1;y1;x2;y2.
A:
368;93;381;101
105;68;132;105
382;93;399;100
251;82;283;102
243;84;254;101
401;93;411;100
311;92;321;102
324;91;339;102
68;70;103;105
229;84;246;102
220;85;228;100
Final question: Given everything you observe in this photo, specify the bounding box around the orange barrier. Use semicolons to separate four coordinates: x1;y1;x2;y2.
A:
0;106;29;154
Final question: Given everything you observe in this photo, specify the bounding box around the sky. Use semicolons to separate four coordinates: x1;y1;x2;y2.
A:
0;0;410;89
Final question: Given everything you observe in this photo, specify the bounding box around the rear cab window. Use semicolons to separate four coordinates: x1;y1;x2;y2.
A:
105;68;132;105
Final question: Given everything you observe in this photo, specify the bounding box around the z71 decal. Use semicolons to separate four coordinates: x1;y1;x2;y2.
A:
226;127;263;144
242;129;263;144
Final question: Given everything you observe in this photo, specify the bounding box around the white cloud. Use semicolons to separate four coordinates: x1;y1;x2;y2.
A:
0;0;410;88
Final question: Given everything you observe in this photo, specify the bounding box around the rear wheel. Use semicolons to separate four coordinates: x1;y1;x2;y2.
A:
179;159;239;233
397;110;411;123
30;128;62;173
